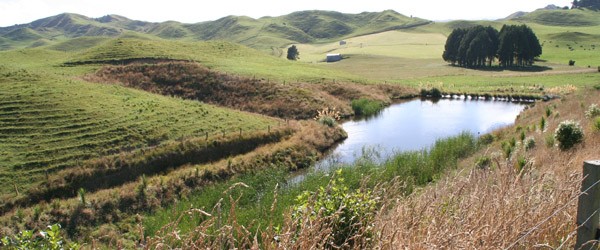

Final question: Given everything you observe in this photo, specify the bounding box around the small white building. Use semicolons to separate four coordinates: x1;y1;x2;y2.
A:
326;54;342;63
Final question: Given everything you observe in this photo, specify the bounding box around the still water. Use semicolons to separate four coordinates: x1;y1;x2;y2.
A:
315;98;526;170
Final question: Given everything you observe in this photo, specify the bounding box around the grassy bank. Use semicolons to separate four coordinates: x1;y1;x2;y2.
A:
143;86;600;249
143;131;478;248
0;67;279;204
0;121;347;244
350;98;386;116
88;61;415;119
373;87;600;248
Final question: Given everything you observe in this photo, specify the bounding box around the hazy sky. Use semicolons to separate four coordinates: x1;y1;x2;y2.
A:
0;0;573;27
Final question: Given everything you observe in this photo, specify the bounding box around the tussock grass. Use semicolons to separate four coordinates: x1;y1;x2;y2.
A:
0;121;347;243
141;131;477;248
373;89;600;248
139;88;598;249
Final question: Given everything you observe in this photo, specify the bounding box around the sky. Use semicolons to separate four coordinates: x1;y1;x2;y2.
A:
0;0;574;27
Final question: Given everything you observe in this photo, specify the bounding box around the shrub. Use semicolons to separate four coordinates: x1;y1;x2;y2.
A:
545;107;552;117
594;117;600;132
430;88;442;99
475;156;492;169
594;84;600;90
554;120;584;150
525;137;536;151
478;134;494;145
519;130;526;142
585;104;600;118
515;155;527;173
501;141;513;159
1;224;80;250
545;134;555;148
314;107;341;127
540;117;546;131
351;98;384;116
420;88;442;99
293;169;378;248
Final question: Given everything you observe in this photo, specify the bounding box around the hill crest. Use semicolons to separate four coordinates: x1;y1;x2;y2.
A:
0;10;430;51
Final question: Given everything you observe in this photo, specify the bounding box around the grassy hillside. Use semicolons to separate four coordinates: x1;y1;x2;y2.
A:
0;44;286;205
511;8;600;26
0;10;430;52
283;9;600;96
65;38;363;82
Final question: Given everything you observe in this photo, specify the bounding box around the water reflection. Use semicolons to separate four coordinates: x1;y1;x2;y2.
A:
322;99;525;166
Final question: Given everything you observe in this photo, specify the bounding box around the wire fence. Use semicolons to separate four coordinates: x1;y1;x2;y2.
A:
505;165;600;249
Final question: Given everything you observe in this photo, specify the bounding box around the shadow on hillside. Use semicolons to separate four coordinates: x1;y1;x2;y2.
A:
447;64;553;72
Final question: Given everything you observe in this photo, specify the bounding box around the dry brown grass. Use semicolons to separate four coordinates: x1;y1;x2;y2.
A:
0;120;347;244
87;61;416;119
372;87;600;249
138;88;600;249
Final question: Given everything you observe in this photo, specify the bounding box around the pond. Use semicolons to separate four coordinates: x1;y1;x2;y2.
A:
314;98;527;171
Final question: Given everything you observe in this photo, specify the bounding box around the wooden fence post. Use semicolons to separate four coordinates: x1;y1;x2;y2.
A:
576;160;600;249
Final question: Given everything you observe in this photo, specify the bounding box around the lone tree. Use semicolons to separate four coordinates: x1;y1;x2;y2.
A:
287;45;299;60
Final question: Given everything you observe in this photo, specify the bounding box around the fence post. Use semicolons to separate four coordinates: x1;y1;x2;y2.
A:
576;160;600;249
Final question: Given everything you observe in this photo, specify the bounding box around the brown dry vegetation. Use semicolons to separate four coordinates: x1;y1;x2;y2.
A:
374;87;600;248
1;127;293;214
86;62;416;119
140;88;599;249
0;121;347;242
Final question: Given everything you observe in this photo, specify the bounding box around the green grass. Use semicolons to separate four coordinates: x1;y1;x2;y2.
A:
65;38;363;83
0;63;278;201
513;9;600;26
144;132;478;239
351;98;385;116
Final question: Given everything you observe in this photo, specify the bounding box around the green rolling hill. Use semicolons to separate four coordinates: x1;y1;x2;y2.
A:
0;10;429;51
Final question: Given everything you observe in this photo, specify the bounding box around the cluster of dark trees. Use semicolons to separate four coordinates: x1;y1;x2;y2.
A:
442;25;542;68
287;45;300;60
572;0;600;10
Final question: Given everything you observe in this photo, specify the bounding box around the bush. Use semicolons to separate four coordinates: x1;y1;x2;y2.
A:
501;141;514;159
515;155;528;173
594;117;600;132
540;117;546;131
293;169;377;248
351;98;385;116
545;134;555;148
314;107;341;127
478;134;494;145
525;137;536;151
554;120;584;150
585;104;600;118
475;156;492;169
420;88;442;99
1;224;80;250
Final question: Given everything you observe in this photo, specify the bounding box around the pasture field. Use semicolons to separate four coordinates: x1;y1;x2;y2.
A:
0;45;282;205
1;8;600;247
284;20;600;94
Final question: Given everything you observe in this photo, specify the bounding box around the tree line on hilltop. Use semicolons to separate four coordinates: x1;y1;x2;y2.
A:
572;0;600;10
442;24;542;68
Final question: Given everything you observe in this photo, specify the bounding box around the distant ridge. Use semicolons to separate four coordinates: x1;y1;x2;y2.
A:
0;10;430;51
